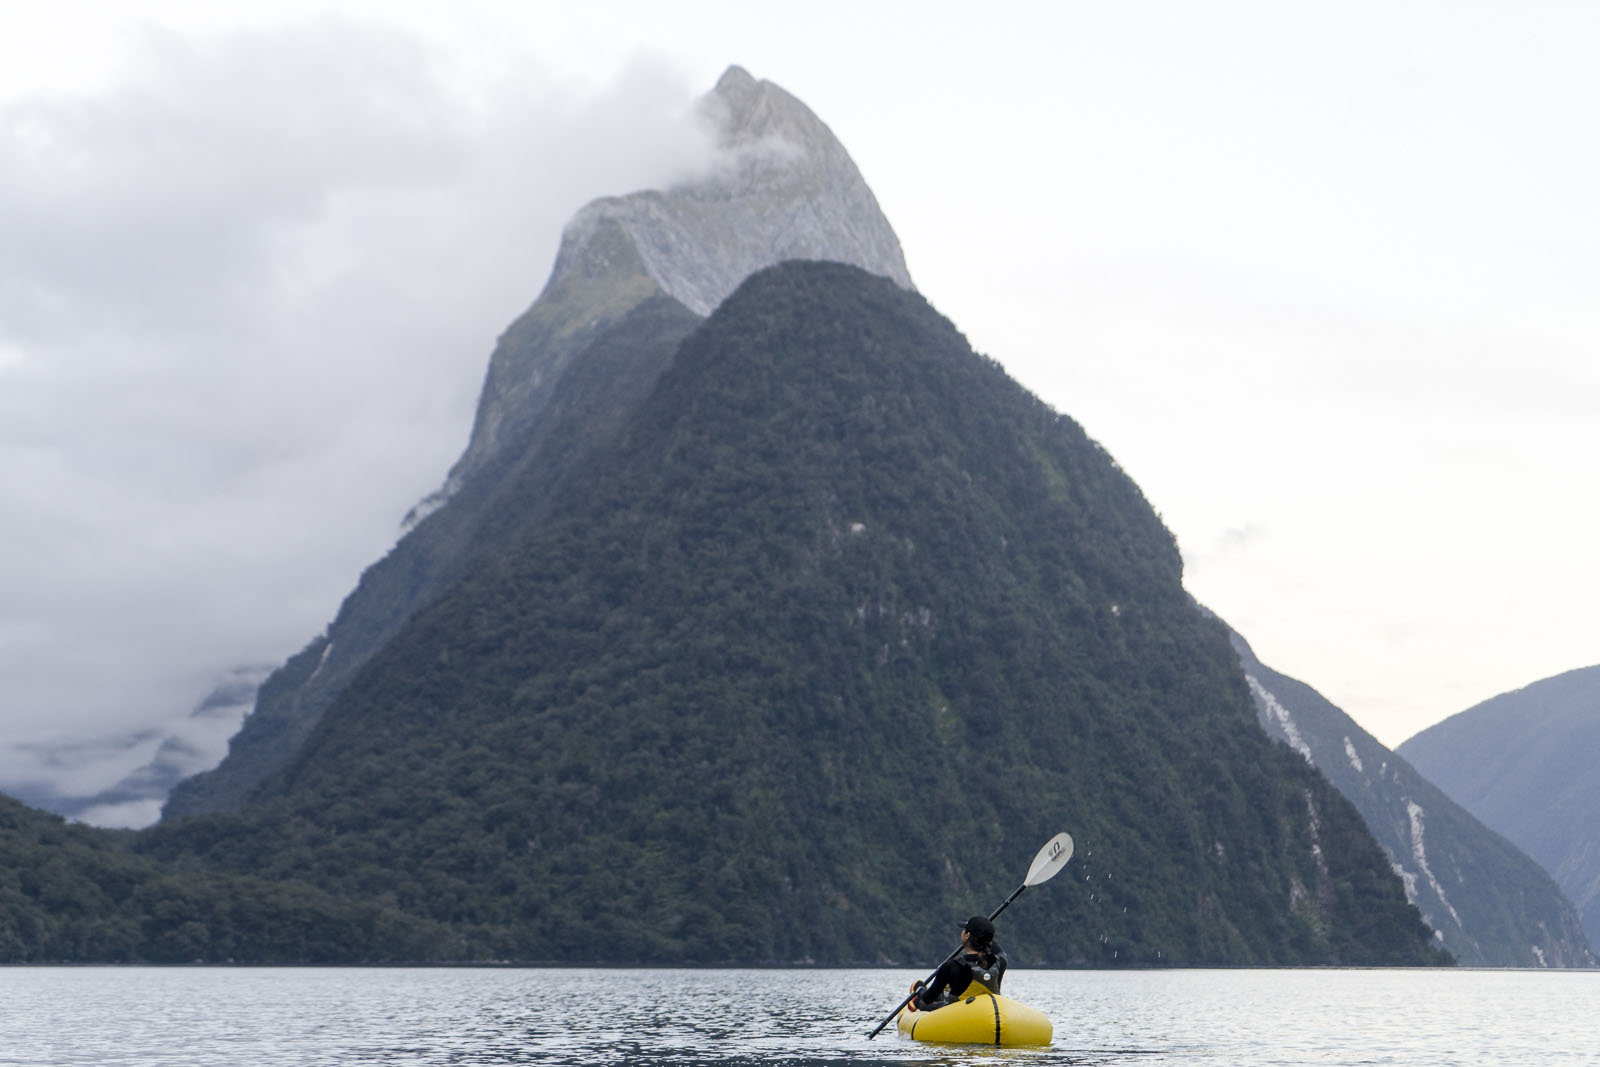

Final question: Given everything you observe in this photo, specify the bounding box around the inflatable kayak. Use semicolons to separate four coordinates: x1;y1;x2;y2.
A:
896;987;1052;1046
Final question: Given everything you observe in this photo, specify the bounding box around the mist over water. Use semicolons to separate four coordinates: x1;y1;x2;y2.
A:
4;966;1595;1065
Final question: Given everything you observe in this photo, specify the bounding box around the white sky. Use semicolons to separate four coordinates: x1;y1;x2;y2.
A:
1;1;1595;807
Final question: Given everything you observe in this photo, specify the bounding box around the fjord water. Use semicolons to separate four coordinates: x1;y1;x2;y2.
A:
4;967;1595;1065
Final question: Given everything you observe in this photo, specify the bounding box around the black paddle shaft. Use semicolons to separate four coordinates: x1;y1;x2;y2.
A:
864;882;1029;1039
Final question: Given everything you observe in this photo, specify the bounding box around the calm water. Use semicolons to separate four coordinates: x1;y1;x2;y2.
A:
2;967;1596;1066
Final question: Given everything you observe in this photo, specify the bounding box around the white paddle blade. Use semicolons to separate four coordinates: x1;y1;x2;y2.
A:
1025;832;1074;886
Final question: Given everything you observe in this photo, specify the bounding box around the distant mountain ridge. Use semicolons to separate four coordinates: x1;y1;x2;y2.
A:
164;66;913;820
1399;664;1600;952
1226;626;1593;966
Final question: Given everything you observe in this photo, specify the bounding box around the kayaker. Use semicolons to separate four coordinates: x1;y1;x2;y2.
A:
908;915;1008;1011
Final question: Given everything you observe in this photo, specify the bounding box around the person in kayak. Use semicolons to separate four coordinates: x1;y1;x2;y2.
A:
908;915;1008;1011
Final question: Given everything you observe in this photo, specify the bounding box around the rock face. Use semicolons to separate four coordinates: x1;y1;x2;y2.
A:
164;66;916;820
444;65;914;496
1399;664;1600;954
585;65;914;317
1227;624;1594;967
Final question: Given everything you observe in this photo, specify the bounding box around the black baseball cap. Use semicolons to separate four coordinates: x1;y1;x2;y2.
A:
961;915;995;940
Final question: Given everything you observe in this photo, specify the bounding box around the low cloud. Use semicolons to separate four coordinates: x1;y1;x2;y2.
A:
1217;523;1268;552
1181;521;1269;575
0;20;717;808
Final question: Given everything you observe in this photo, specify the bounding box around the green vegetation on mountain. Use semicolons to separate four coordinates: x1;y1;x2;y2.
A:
0;794;452;962
137;262;1446;966
164;292;703;818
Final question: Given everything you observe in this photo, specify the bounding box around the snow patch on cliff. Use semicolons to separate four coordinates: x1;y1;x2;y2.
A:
1343;735;1364;774
1391;859;1421;904
1406;798;1462;928
1246;675;1313;764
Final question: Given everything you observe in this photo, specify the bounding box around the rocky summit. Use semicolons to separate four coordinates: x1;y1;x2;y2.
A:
448;64;915;493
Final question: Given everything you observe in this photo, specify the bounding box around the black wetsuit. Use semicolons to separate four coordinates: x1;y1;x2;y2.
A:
913;946;1008;1010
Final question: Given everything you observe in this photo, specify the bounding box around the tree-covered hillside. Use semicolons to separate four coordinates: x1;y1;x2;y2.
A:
0;794;452;962
164;292;704;818
141;262;1446;966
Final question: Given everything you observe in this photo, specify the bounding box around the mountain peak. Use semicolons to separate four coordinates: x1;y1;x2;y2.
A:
713;63;756;94
447;66;914;496
554;66;914;318
705;64;825;152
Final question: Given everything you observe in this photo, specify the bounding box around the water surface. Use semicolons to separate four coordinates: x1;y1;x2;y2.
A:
3;966;1595;1065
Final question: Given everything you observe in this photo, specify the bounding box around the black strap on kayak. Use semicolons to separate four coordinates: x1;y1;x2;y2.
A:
989;993;1001;1046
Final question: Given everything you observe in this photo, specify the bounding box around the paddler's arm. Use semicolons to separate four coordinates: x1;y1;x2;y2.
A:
913;956;968;1009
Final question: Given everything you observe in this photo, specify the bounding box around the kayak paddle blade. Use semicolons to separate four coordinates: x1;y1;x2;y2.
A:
1024;832;1073;886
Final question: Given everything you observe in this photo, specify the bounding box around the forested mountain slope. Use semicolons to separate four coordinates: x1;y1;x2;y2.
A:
143;262;1447;967
0;793;451;962
164;294;702;817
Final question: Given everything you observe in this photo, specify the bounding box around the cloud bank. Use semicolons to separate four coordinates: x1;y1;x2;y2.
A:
0;19;716;810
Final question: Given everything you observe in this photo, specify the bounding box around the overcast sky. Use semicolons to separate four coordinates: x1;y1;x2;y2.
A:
3;2;1596;811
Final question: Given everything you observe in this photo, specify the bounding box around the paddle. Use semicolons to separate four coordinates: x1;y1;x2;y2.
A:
866;831;1074;1039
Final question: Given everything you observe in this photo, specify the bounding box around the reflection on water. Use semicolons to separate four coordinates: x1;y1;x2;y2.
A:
2;966;1597;1065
